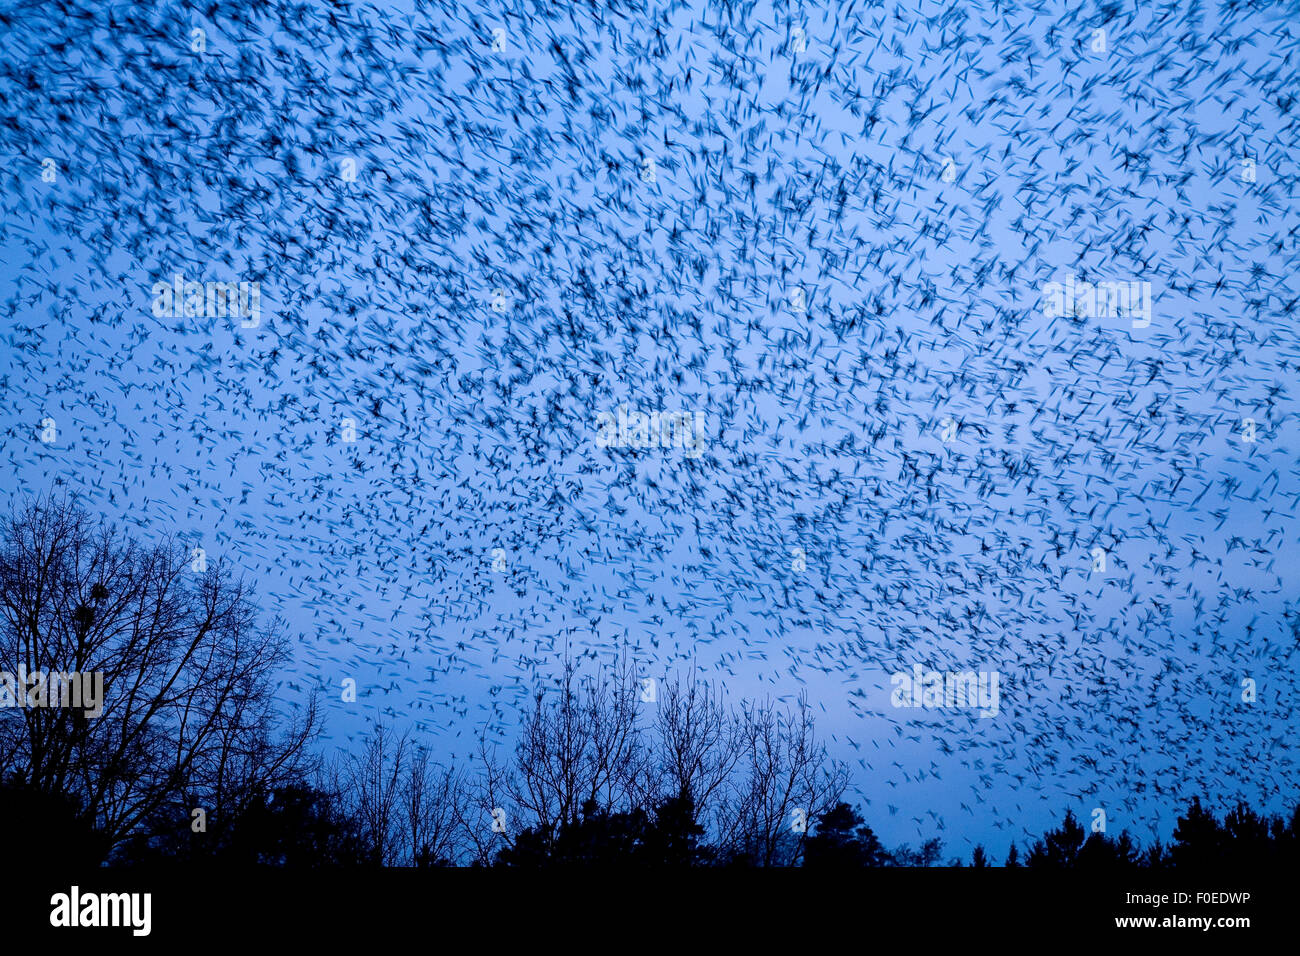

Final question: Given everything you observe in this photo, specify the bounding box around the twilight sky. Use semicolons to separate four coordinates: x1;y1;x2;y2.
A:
2;0;1299;857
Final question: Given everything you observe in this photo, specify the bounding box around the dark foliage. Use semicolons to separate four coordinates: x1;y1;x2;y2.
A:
803;802;888;868
0;773;108;868
496;794;710;867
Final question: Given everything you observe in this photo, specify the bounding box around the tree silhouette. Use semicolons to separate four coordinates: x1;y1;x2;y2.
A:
643;791;711;866
475;656;648;865
1219;802;1274;868
0;497;317;861
887;837;944;867
1170;797;1223;868
723;697;849;866
1026;809;1086;867
6;501;1299;871
1024;810;1143;870
1167;797;1297;869
123;783;364;866
325;724;472;866
804;802;887;868
495;793;709;867
0;772;107;867
474;658;847;867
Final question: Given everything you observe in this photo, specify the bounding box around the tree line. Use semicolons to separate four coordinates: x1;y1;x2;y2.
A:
2;497;1295;868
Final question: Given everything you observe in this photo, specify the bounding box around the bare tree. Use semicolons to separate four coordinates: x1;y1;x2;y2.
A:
478;653;650;858
184;687;321;854
333;724;408;866
0;496;317;856
722;696;849;866
333;724;473;866
654;672;746;831
403;743;470;866
465;733;514;866
467;664;847;866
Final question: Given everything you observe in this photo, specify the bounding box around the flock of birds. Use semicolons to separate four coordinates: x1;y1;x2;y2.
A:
1;0;1298;849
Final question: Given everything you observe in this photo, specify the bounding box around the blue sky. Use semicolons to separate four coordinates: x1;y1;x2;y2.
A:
2;0;1299;858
